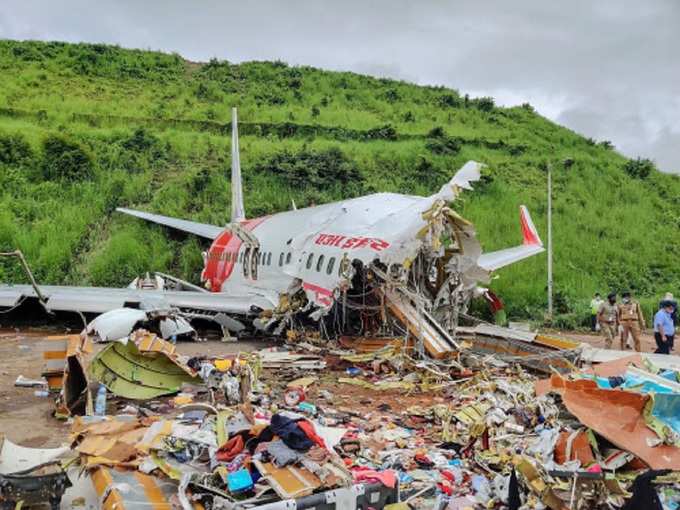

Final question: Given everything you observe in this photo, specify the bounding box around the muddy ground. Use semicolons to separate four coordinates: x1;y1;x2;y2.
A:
0;326;664;449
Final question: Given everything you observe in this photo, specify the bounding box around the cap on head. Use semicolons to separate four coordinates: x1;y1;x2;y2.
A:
607;292;616;300
665;292;674;301
622;291;631;298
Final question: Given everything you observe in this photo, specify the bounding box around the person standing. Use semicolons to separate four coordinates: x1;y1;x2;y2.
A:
597;292;619;349
662;292;677;350
590;293;604;331
618;291;645;352
654;301;675;355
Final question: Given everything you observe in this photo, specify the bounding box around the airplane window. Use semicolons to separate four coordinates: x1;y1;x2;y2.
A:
327;257;335;275
267;252;272;266
316;254;325;272
278;253;283;266
286;252;292;265
306;253;314;270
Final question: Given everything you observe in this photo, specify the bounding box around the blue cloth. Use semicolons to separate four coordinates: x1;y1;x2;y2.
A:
270;414;314;451
654;309;675;335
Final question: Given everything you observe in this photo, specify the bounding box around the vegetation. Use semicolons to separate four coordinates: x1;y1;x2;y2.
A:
0;40;679;326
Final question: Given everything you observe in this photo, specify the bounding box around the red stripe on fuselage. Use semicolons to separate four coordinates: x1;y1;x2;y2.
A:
203;217;268;292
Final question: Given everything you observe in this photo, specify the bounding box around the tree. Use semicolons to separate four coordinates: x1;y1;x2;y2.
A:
623;157;655;180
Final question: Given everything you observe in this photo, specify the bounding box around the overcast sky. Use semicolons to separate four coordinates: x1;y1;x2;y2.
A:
1;1;678;172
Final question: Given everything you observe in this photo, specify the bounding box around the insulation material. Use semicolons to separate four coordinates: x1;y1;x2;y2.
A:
86;308;148;343
89;331;197;400
0;437;69;475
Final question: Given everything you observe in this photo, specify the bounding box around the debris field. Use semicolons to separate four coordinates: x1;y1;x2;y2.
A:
3;318;680;510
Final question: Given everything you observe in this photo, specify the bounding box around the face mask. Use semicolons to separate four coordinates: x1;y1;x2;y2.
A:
623;298;630;303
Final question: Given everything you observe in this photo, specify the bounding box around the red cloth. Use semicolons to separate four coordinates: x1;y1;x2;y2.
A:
297;420;326;449
216;435;244;462
352;467;397;488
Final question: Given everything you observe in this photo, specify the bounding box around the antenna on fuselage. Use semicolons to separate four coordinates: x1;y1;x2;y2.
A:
230;107;246;223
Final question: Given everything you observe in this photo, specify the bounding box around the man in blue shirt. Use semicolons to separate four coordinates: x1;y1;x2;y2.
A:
654;301;676;354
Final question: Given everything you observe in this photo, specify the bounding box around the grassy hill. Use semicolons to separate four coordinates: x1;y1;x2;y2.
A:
0;40;678;325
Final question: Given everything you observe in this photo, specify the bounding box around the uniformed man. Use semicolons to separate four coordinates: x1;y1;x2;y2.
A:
654;301;675;355
597;292;619;349
618;291;646;352
589;293;603;331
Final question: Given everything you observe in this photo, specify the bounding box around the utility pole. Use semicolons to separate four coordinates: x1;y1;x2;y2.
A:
547;163;553;320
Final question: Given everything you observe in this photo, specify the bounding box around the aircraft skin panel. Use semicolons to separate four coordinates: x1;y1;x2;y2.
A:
116;208;223;240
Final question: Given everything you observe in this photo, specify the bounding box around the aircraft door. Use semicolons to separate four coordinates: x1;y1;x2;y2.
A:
248;247;259;280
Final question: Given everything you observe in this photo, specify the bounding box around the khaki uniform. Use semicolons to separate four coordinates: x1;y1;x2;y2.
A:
598;301;618;349
618;300;646;352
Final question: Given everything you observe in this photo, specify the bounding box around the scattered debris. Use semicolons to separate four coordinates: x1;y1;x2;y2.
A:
8;324;680;508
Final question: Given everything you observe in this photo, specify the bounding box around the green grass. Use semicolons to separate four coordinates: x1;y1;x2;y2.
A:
0;40;678;326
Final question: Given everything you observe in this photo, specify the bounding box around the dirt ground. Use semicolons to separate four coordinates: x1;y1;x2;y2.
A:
553;328;664;353
0;327;273;447
0;325;669;450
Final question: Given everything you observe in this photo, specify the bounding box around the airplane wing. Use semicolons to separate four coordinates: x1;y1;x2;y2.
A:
116;208;223;240
0;284;275;316
476;205;545;271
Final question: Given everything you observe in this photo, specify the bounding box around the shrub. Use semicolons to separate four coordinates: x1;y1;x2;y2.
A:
411;157;446;190
41;134;94;181
426;138;461;156
474;97;495;112
438;93;461;108
402;111;415;123
364;124;398;141
382;89;400;103
0;132;33;166
256;147;363;191
425;127;460;155
623;157;655;179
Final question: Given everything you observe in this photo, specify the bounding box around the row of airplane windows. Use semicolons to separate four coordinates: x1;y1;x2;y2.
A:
208;249;341;275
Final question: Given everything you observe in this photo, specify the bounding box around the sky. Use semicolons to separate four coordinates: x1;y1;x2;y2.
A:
1;0;678;172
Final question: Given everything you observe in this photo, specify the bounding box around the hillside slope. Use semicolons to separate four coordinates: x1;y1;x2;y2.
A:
0;40;678;324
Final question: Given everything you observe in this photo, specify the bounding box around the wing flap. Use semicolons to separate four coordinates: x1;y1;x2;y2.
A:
117;208;223;239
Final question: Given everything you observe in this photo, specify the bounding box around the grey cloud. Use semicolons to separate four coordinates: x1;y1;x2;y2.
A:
0;0;678;171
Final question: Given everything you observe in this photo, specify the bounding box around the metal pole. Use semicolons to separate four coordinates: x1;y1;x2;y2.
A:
0;250;53;314
547;164;553;319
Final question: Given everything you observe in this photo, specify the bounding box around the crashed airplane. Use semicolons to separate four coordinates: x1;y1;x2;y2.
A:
0;108;544;357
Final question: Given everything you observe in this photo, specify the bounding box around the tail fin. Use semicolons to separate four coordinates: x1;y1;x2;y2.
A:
230;108;246;223
520;205;542;246
476;206;544;271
